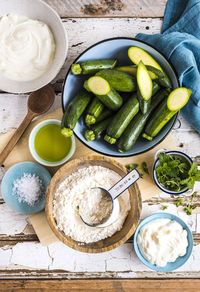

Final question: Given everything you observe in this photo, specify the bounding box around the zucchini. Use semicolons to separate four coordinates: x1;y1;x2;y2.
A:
85;97;104;126
84;117;112;142
143;87;192;141
85;76;123;111
117;89;169;152
128;46;163;79
116;65;137;76
152;81;160;96
71;59;117;75
116;65;157;80
96;69;136;92
137;61;153;114
146;65;172;88
104;94;139;144
61;89;92;137
95;108;112;123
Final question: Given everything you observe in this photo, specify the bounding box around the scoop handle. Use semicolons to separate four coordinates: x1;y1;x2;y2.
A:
109;168;140;200
0;110;36;166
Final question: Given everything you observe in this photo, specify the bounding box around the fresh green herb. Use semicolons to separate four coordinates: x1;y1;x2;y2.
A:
176;197;183;207
141;161;149;174
126;163;139;172
161;205;168;210
140;173;144;179
192;191;198;198
155;153;200;192
184;205;196;216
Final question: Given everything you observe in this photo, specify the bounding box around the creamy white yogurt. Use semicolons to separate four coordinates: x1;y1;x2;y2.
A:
137;218;188;267
0;13;55;81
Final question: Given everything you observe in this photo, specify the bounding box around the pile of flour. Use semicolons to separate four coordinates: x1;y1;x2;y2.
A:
53;165;131;243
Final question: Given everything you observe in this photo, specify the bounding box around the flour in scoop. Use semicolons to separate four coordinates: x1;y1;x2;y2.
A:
53;165;131;243
79;187;112;225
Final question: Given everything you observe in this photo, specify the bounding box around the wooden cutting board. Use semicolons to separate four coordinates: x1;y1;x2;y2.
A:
0;108;176;245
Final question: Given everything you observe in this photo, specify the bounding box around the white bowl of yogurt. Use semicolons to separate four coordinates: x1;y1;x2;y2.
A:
0;0;68;93
133;213;193;272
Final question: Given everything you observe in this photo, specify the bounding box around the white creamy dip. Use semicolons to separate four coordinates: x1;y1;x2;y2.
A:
137;219;188;267
0;13;55;81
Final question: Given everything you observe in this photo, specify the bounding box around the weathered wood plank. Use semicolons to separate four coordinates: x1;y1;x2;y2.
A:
44;0;167;18
1;278;200;291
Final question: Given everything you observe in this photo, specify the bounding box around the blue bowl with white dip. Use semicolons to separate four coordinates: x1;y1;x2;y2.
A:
1;161;51;214
133;213;193;272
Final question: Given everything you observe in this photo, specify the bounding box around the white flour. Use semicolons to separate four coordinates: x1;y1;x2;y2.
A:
53;165;131;243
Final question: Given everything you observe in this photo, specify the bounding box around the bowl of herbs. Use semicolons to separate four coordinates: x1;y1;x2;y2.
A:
153;149;200;195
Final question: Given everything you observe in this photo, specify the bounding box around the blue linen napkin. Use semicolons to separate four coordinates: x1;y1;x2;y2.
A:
136;0;200;134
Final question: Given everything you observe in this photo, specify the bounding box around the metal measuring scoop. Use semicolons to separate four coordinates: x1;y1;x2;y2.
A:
79;168;140;228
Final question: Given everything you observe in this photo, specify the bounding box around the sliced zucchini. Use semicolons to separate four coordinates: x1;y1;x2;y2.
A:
71;59;117;75
116;65;137;76
143;87;192;141
87;76;110;95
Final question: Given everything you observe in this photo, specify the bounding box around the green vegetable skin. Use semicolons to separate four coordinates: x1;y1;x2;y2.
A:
137;61;153;114
84;77;123;111
104;94;139;144
143;87;192;141
61;89;92;137
96;69;136;92
116;65;157;80
71;59;117;75
84;117;112;142
118;89;169;152
85;97;104;126
146;65;172;88
95;108;112;123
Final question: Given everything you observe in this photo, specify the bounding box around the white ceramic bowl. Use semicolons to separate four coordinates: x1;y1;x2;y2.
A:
0;0;68;93
29;119;76;167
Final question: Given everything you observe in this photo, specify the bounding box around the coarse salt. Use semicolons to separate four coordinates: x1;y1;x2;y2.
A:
12;173;43;206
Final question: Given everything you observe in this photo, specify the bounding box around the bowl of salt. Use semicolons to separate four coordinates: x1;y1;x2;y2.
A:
1;161;51;214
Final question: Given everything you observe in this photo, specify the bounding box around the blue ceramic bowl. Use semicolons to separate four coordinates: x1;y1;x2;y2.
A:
1;161;51;214
133;213;193;272
62;37;179;157
153;149;193;195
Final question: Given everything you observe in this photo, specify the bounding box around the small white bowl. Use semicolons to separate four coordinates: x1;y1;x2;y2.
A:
0;0;68;93
29;119;75;167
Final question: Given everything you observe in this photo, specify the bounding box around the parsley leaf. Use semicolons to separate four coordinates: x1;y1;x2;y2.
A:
141;161;149;175
161;205;168;210
126;163;139;172
184;205;196;216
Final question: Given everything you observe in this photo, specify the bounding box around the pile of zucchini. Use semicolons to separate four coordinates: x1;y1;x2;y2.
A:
61;47;192;152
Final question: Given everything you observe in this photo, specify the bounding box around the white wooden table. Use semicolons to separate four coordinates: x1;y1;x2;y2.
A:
0;2;200;290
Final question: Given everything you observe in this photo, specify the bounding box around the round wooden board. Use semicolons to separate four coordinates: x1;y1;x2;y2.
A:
45;155;142;253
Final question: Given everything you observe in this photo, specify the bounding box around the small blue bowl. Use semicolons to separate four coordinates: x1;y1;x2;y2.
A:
133;213;193;272
1;161;51;215
62;37;179;157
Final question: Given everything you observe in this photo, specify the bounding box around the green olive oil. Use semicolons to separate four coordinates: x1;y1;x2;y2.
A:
34;124;72;162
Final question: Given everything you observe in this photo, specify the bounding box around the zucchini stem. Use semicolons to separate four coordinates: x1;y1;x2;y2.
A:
85;114;96;126
61;127;73;137
104;134;116;144
71;64;82;75
85;130;95;142
142;133;153;141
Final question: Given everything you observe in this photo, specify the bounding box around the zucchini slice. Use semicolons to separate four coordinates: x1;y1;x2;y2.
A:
167;88;192;111
128;46;163;80
137;61;153;101
87;76;110;95
71;59;117;75
116;65;137;77
143;87;192;141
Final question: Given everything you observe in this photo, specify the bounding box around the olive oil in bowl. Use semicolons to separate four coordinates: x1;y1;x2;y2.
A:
29;119;75;167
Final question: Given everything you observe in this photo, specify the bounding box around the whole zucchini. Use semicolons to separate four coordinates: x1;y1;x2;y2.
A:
71;59;117;75
95;108;113;123
146;65;172;88
85;97;104;126
61;89;92;137
84;117;112;142
117;89;169;152
96;69;136;92
104;93;139;144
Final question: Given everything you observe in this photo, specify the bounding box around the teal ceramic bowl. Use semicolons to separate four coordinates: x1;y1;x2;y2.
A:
62;37;179;157
133;213;193;272
1;161;51;214
29;119;76;167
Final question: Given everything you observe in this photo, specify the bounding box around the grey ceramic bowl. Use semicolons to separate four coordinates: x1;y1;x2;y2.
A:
62;37;179;157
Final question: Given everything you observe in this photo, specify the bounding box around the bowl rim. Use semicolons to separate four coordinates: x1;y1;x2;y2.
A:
153;150;193;195
29;119;76;167
0;0;68;93
61;37;180;158
45;155;142;253
133;212;193;272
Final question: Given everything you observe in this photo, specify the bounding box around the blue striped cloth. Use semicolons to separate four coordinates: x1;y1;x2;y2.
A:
136;0;200;134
